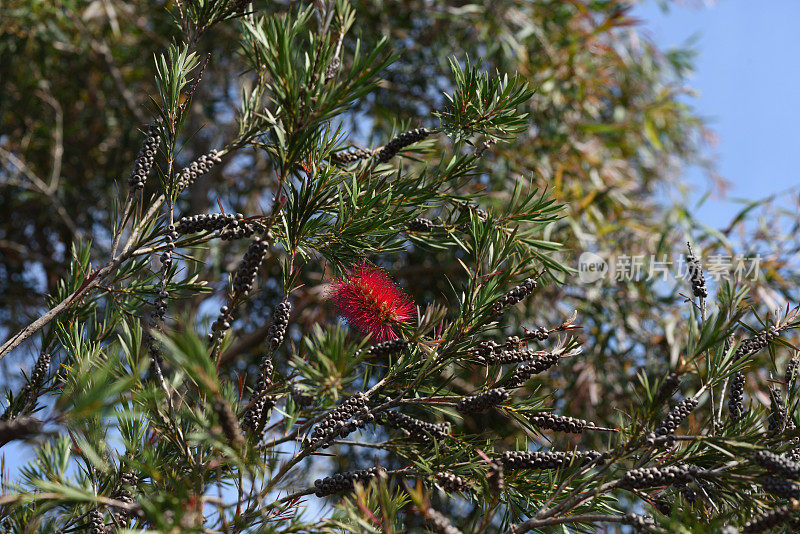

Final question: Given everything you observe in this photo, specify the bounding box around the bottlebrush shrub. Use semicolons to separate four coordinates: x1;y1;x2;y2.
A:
2;2;800;534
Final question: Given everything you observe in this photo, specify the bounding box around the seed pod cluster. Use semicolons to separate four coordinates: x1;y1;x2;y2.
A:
742;505;797;533
734;326;780;361
499;450;603;472
266;300;291;351
652;372;680;408
241;394;277;437
407;217;436;232
752;450;800;478
175;150;222;191
768;384;787;436
435;471;471;492
153;287;169;321
456;201;489;223
762;475;800;498
622;513;656;532
686;243;707;299
619;464;696;490
358;339;409;357
654;397;698;436
290;384;313;407
232;238;269;297
324;56;341;80
242;358;276;435
476;346;548;366
487;461;505;493
329;147;373;164
424;508;463;534
89;507;105;534
128;125;158;190
529;414;590;434
456;388;509;414
213;398;244;447
506;352;560;387
786;355;799;387
309;393;374;449
210;305;234;340
375;127;431;163
313;466;385;497
158;225;179;272
728;371;745;421
175;213;258;241
380;411;450;443
253;358;274;396
114;470;139;515
16;352;52;412
493;278;537;315
526;326;550;341
0;417;42;445
471;339;500;361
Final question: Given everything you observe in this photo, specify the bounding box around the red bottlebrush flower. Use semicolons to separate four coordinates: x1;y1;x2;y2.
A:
330;263;416;341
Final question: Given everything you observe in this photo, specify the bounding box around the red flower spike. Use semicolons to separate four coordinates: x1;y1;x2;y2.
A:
330;263;416;341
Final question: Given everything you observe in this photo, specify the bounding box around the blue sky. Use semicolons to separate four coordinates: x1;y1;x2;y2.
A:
633;0;800;228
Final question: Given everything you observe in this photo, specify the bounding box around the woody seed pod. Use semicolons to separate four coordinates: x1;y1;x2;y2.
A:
424;508;464;534
313;466;386;497
380;411;450;443
487;461;505;493
752;450;800;479
762;475;800;498
89;507;106;534
128;125;158;191
686;243;707;299
358;339;409;357
329;147;373;164
529;413;591;434
175;150;222;191
375;128;431;163
734;325;780;361
742;505;797;533
728;371;745;421
435;471;471;492
309;393;375;449
506;351;560;387
493;278;538;315
456;388;509;414
654;397;698;436
619;464;697;490
499;450;603;472
213;398;243;447
768;384;787;436
407;217;436;232
232;238;269;297
266;300;291;352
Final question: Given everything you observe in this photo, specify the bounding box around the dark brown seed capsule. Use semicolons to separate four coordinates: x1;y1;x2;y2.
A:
493;278;538;315
329;147;373;164
213;398;243;447
728;371;745;422
742;505;796;533
456;388;509;414
313;466;386;497
375;128;431;163
529;413;591;434
380;411;450;443
686;242;707;299
424;507;464;534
